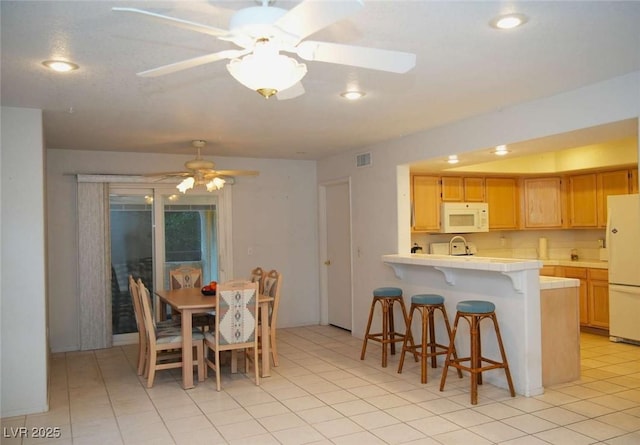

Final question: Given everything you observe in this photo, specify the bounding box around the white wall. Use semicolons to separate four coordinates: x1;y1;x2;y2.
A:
47;150;319;352
317;71;640;339
1;107;49;416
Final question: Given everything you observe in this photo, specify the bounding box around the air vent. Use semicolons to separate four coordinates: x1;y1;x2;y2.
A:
356;152;372;168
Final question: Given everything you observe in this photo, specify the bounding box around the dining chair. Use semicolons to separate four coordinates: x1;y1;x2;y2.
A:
137;279;206;388
250;266;265;295
261;269;283;367
169;266;214;330
204;280;260;391
128;275;179;376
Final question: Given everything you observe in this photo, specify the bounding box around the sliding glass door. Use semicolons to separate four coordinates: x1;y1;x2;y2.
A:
110;185;225;343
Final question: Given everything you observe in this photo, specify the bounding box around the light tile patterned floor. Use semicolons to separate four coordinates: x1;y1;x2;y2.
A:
2;327;640;444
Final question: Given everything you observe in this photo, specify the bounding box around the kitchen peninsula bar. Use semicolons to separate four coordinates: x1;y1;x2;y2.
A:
382;254;579;397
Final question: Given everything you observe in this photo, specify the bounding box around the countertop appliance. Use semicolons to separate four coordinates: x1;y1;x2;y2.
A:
430;241;478;256
440;202;489;233
607;194;640;344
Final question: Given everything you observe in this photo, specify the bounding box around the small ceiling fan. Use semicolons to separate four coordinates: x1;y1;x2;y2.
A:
147;140;259;193
113;0;416;98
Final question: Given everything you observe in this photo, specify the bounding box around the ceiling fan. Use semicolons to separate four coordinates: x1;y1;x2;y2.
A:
148;140;259;193
113;0;416;98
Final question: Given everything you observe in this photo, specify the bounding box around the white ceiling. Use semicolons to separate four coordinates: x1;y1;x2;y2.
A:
2;1;640;164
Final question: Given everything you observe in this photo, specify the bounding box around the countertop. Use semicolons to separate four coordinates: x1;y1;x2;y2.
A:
539;275;580;290
541;259;608;269
383;254;541;272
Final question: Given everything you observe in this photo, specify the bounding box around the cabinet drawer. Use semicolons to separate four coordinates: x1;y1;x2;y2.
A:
589;268;609;281
540;265;557;276
563;267;587;279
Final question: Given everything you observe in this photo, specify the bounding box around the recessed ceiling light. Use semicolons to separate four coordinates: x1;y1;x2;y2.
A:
490;13;528;30
42;60;79;72
340;90;366;100
447;155;459;164
493;144;510;155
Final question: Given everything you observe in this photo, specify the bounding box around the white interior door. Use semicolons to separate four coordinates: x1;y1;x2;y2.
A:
326;181;352;331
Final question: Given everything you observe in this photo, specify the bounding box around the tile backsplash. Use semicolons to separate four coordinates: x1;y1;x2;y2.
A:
411;229;606;261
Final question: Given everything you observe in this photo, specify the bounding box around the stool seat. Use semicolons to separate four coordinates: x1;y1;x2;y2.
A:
373;287;403;297
412;294;445;305
457;300;495;314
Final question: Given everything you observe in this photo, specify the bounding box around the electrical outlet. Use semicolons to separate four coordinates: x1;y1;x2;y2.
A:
247;247;253;255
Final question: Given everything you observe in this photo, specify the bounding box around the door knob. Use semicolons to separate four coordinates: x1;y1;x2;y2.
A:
324;260;331;266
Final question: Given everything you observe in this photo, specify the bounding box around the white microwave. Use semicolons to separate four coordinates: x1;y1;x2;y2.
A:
440;202;489;233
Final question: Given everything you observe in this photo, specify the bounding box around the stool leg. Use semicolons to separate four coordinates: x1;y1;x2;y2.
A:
439;306;463;378
420;306;428;383
491;313;516;397
427;308;437;369
439;312;460;392
398;298;419;361
470;315;480;405
360;298;377;360
381;300;389;367
397;304;416;374
388;300;396;356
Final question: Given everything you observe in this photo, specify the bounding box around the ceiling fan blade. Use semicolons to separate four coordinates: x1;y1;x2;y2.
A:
274;0;363;42
209;170;259;177
137;49;250;77
112;7;230;38
295;41;416;74
143;171;191;178
277;82;305;100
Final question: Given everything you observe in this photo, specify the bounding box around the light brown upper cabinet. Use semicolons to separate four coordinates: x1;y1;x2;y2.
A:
441;177;464;202
567;173;598;227
631;168;638;194
523;177;563;228
411;175;440;232
485;177;519;230
463;177;485;202
441;176;485;202
568;169;634;228
597;169;631;227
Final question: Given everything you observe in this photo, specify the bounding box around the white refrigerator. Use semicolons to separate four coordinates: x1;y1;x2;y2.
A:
607;194;640;344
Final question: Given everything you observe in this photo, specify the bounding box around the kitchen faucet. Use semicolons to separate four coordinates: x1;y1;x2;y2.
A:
449;235;470;255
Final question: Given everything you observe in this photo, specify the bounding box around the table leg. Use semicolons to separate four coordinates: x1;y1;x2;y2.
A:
181;308;194;389
260;301;271;377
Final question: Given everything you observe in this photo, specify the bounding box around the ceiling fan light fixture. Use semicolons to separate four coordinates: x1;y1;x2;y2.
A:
227;38;307;98
177;177;195;194
206;177;226;192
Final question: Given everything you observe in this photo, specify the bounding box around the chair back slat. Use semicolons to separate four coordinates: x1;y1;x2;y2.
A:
249;267;265;295
170;267;202;289
137;278;157;345
216;280;258;346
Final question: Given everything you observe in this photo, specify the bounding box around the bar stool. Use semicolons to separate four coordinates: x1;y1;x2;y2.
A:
397;294;462;384
360;287;414;367
439;300;516;405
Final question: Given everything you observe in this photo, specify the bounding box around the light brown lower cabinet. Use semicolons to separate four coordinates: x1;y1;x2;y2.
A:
561;266;609;330
540;286;581;386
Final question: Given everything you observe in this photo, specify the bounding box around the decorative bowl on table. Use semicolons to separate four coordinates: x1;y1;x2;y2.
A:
201;282;217;296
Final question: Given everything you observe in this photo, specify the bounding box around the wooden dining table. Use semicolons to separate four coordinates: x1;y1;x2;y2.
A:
155;287;273;389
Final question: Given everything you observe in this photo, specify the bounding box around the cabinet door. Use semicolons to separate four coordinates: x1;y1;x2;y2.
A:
539;265;556;276
485;177;519;229
523;177;563;228
588;269;610;329
441;177;463;202
563;267;588;326
412;175;440;232
589;279;610;328
597;170;631;227
631;168;638;194
568;173;598;227
464;177;485;202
